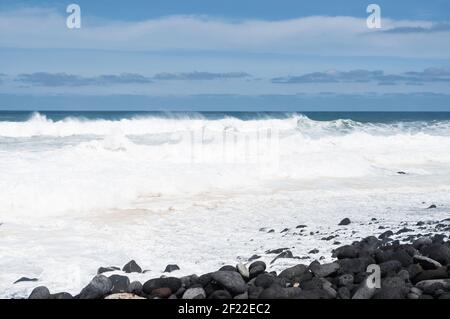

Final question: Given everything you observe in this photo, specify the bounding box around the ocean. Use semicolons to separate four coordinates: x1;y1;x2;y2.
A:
1;111;450;297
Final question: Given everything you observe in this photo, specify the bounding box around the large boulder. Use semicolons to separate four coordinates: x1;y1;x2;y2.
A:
122;260;142;273
337;257;374;274
278;264;308;281
338;218;351;226
78;275;112;299
333;245;359;259
309;261;340;278
249;261;266;278
143;277;182;295
211;271;248;295
413;255;442;270
28;286;51;299
164;264;180;273
109;275;130;294
421;244;450;265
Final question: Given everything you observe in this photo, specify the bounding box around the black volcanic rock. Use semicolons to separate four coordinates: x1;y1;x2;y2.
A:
78;275;112;299
211;271;247;295
338;218;351;226
122;260;142;273
164;264;180;273
28;286;51;299
143;277;182;295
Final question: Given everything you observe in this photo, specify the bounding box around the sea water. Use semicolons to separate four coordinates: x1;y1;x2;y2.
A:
0;111;450;297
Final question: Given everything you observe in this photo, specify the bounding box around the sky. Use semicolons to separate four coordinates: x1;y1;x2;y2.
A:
0;0;450;110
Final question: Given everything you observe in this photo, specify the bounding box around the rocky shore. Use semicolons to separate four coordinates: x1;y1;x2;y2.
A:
23;216;450;300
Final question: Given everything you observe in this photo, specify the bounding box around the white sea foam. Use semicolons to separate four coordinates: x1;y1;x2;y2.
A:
1;113;450;297
1;112;450;218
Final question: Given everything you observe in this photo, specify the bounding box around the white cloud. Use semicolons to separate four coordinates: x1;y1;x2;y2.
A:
0;8;449;58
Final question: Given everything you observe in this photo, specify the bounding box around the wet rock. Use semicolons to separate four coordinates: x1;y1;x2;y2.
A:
164;264;180;273
248;286;264;299
384;249;414;267
338;257;373;274
219;265;237;272
339;218;351;226
337;274;354;287
299;277;324;290
309;249;319;254
333;245;359;259
143;277;182;295
28;286;51;299
182;287;206;299
379;260;403;276
234;292;249;299
421;244;450;265
127;281;143;295
278;264;308;281
179;274;199;288
78;275;112;299
254;273;280;289
378;230;394;240
109;275;130;294
413;255;442;270
175;287;186;298
211;271;247;295
337;287;351;299
413;267;449;283
352;282;377;299
151;287;172;298
14;277;38;284
373;277;408;299
197;273;213;287
249;261;266;278
271;250;294;264
413;237;433;249
309;261;340;278
415;279;450;291
122;260;142;273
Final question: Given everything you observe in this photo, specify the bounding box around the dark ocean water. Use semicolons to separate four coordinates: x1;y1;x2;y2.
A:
1;111;450;123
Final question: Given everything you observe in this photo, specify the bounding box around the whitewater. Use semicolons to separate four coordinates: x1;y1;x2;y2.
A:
1;112;450;298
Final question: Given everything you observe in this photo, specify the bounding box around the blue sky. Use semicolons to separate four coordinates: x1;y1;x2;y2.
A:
1;0;450;110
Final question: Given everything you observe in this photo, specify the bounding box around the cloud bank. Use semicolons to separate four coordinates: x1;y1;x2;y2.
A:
14;71;252;86
0;8;449;58
16;72;154;86
272;67;450;85
153;72;250;80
